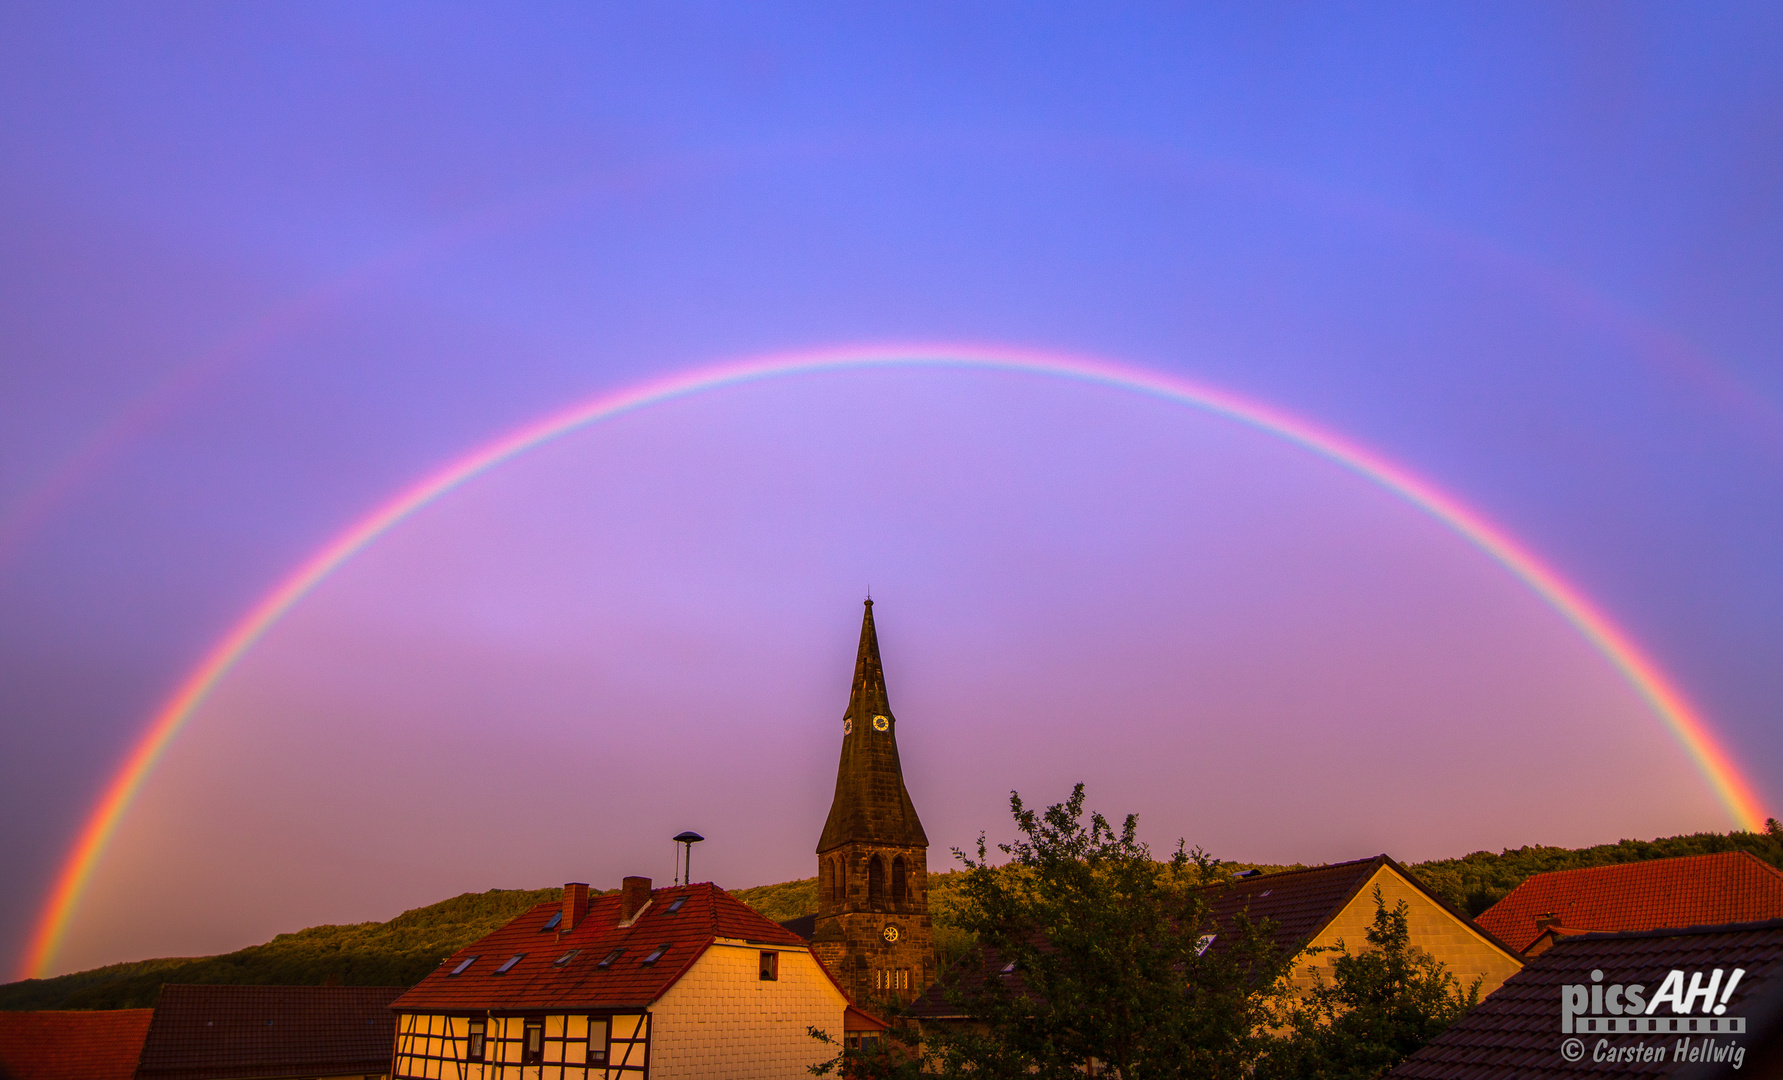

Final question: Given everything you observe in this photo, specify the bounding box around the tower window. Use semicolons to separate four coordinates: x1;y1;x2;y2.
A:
759;951;779;981
891;856;908;905
868;856;885;907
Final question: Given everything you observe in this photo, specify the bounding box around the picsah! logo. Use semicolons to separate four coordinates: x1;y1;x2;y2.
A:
1559;967;1749;1069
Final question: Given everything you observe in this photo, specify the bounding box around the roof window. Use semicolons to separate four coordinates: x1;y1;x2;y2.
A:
448;955;479;976
541;910;562;931
597;948;626;969
1196;934;1217;956
666;896;687;914
641;943;671;965
1000;962;1017;977
554;949;580;966
493;953;526;975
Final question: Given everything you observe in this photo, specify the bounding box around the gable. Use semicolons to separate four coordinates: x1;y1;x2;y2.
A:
1305;864;1523;997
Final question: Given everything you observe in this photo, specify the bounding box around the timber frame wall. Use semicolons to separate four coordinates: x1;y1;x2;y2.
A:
392;1011;650;1080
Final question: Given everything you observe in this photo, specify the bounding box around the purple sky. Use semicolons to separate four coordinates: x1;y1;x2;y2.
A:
4;4;1783;978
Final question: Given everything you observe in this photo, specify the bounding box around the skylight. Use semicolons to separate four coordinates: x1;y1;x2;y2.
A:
541;910;562;931
1196;934;1217;956
641;944;670;965
665;896;687;914
1000;962;1016;976
554;949;580;966
597;948;625;969
449;956;479;976
493;954;526;975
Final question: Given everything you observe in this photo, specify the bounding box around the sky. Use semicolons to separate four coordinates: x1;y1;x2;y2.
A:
2;3;1782;979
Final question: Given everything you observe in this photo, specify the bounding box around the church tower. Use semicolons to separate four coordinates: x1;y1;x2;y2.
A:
811;600;934;1006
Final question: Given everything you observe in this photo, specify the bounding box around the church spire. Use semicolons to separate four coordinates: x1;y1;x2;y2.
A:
818;600;928;853
847;598;891;722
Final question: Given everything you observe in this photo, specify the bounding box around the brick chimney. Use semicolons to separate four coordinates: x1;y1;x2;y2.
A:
563;883;590;932
620;876;652;924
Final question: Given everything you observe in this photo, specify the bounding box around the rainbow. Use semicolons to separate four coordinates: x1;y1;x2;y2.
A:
20;343;1769;978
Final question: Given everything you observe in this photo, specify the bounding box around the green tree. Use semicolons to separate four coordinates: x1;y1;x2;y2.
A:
1258;887;1479;1080
913;784;1296;1080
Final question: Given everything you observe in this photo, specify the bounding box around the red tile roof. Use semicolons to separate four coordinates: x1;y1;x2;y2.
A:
0;1009;151;1080
135;985;405;1080
1390;919;1783;1078
392;882;809;1014
1476;852;1783;954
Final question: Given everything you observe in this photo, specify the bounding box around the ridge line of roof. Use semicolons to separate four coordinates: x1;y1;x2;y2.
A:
1549;915;1783;944
1218;855;1385;883
1513;849;1782;879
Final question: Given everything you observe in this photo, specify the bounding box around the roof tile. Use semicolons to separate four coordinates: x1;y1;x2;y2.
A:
136;985;404;1080
1390;919;1783;1078
391;882;806;1014
0;1009;152;1080
1477;852;1783;954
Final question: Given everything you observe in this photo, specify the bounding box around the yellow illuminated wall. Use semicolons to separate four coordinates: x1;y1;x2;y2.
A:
391;940;844;1080
1293;864;1523;999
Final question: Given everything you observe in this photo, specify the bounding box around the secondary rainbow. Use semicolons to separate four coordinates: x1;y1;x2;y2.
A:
21;343;1769;979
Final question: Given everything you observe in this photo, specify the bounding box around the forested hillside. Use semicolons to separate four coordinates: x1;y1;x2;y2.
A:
0;886;565;1011
6;823;1777;1010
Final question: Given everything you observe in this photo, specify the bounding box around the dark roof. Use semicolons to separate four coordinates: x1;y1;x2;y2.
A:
817;600;928;852
0;1009;152;1080
1391;919;1783;1078
779;913;817;941
392;882;809;1013
135;985;403;1080
1208;856;1388;947
1477;852;1783;954
909;855;1519;1020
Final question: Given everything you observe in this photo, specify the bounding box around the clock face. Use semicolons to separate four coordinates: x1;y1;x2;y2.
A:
873;715;890;732
842;717;853;735
882;924;900;943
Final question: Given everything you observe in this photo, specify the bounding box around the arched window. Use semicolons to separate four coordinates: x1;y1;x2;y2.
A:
833;857;845;902
867;856;885;907
891;856;908;905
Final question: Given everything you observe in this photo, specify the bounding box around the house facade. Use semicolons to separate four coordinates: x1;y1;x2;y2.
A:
388;877;847;1080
